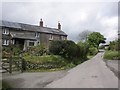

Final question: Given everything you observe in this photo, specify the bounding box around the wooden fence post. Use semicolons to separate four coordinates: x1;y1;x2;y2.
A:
21;59;26;73
20;51;26;73
9;57;12;74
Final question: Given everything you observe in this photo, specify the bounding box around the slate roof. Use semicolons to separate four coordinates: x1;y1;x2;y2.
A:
1;20;67;36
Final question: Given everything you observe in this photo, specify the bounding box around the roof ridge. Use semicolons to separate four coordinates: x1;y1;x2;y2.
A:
1;20;67;36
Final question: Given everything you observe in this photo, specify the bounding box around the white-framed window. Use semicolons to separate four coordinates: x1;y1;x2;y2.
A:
35;32;39;37
60;36;66;40
2;40;9;45
29;41;34;46
49;34;53;40
2;28;9;35
11;39;15;44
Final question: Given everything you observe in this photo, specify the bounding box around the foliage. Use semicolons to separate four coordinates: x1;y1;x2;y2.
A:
88;46;98;55
49;40;82;64
24;55;65;63
77;41;89;61
104;50;120;60
2;45;21;58
26;45;47;56
23;55;67;70
108;39;120;51
99;45;105;49
87;32;106;49
49;40;64;55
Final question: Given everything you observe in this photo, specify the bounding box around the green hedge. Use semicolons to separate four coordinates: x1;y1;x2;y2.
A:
49;40;90;65
23;55;67;70
104;50;120;60
88;47;98;55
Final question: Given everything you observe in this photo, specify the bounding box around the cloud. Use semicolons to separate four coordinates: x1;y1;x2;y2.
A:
2;2;118;42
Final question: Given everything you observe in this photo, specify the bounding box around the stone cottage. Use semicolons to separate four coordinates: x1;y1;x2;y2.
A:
1;19;67;50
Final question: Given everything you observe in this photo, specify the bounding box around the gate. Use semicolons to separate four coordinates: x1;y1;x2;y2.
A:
1;57;25;74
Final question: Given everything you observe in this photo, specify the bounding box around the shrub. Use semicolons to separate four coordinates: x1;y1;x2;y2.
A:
99;45;105;49
77;41;89;61
2;45;21;58
104;50;120;60
88;46;98;55
26;45;47;56
49;40;64;55
49;40;81;64
108;39;120;51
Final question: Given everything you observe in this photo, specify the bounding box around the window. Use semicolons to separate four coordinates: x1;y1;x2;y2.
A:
29;42;34;46
2;28;9;35
49;34;53;40
35;32;39;37
11;39;15;44
60;36;66;40
2;40;9;45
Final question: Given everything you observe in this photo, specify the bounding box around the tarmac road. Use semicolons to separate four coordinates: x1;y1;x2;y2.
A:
2;70;68;88
46;52;118;88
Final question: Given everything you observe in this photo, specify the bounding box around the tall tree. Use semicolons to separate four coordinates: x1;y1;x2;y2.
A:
78;30;92;42
87;32;106;49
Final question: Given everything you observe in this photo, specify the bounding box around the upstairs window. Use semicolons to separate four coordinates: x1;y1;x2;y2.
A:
49;34;53;40
60;36;66;40
2;28;9;35
35;32;39;37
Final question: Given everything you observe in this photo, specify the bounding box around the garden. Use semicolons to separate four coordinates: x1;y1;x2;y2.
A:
2;32;106;72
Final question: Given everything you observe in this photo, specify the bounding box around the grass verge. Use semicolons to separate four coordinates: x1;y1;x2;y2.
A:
104;50;120;60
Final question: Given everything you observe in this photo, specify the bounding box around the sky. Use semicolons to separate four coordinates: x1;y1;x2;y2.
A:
1;0;119;42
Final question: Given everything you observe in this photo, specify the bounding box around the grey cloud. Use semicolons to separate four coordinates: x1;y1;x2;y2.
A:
2;2;118;42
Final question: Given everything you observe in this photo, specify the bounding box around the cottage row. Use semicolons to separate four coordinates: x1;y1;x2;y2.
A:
1;19;67;50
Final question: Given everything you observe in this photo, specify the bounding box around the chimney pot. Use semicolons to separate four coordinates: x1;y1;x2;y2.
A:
58;21;61;30
39;18;43;27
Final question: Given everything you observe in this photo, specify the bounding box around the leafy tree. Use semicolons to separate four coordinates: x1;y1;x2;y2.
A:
87;32;106;49
77;41;89;61
78;30;92;42
108;39;120;51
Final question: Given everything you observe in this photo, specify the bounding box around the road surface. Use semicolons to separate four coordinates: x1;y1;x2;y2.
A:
46;52;118;88
2;70;68;88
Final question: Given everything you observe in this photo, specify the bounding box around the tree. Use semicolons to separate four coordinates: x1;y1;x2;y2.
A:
87;32;106;49
78;30;92;42
77;41;89;61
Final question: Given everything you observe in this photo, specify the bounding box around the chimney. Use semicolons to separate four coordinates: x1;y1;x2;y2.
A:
58;21;61;30
39;18;43;27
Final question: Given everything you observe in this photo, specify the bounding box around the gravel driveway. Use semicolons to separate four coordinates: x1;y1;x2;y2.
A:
2;70;68;88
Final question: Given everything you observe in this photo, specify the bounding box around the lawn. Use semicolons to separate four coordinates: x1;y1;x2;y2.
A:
104;50;120;60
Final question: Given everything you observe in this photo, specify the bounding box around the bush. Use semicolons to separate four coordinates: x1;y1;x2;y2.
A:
108;39;120;51
26;45;47;56
77;41;89;61
49;40;81;64
99;45;105;49
88;47;98;55
104;50;120;60
2;45;21;58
